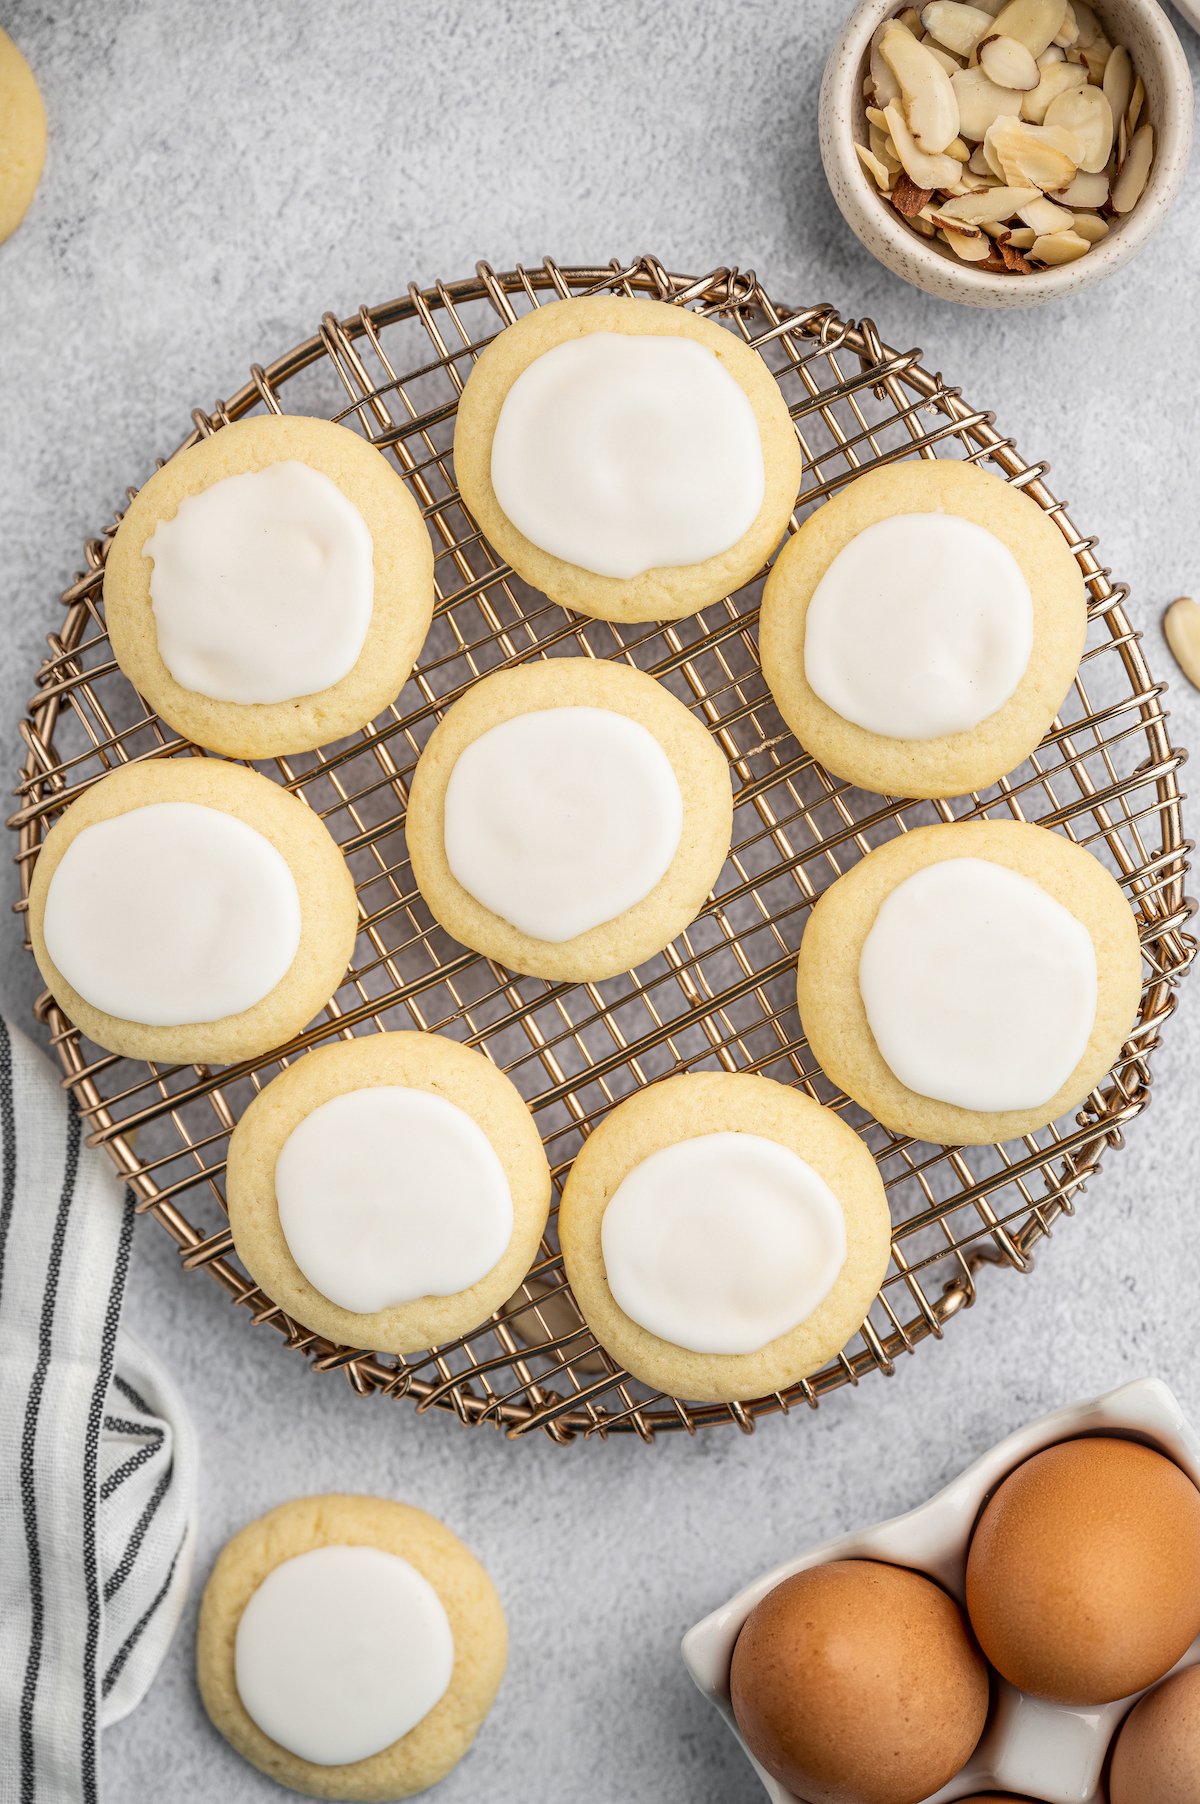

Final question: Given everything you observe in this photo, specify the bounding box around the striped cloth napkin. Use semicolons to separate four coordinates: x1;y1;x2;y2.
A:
0;1019;198;1804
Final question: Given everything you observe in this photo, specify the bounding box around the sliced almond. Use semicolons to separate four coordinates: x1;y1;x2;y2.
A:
1164;598;1200;692
1111;121;1153;212
869;124;903;172
1045;83;1113;173
856;142;895;191
937;181;1039;220
926;205;984;234
1071;210;1108;242
1021;59;1087;125
999;237;1034;269
1029;227;1090;262
979;33;1040;90
891;170;936;215
910;212;938;235
1126;73;1145;137
1052;0;1078;46
1037;43;1065;63
879;24;960;153
985;116;1079;189
951;64;1024;139
1102;44;1133;127
921;0;996;55
870;24;903;107
1051;167;1109;206
946;134;973;159
1004;224;1037;245
939;221;994;259
883;100;963;188
899;6;924;30
1080;39;1110;82
923;39;965;74
1019;194;1075;232
967;143;994;174
1070;1;1100;47
986;0;1069;58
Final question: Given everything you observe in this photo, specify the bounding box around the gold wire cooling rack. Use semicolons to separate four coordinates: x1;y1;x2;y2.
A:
10;256;1195;1443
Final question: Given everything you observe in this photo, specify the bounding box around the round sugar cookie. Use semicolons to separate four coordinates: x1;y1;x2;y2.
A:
104;414;434;758
558;1071;891;1403
796;820;1143;1147
453;293;802;623
197;1494;506;1801
226;1031;551;1354
0;30;46;244
758;459;1087;799
27;759;358;1066
405;658;733;982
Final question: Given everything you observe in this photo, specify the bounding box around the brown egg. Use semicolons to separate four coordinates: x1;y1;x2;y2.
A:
729;1559;989;1804
1109;1664;1200;1804
965;1437;1200;1705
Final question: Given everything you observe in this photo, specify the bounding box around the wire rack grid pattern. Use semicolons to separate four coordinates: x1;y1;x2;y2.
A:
11;257;1195;1443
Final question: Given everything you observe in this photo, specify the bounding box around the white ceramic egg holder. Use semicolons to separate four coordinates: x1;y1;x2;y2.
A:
682;1378;1200;1804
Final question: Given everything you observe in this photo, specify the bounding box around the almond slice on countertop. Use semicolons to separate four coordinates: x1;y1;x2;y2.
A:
1029;227;1090;262
979;34;1040;91
891;169;936;214
883;101;963;188
1102;44;1133;127
856;142;895;190
1018;193;1075;232
1021;59;1087;124
937;182;1039;220
986;0;1068;58
1111;122;1153;212
921;0;996;55
985;116;1079;188
951;65;1024;139
1164;599;1200;692
1051;167;1108;206
1044;82;1113;172
879;23;960;153
1070;210;1108;241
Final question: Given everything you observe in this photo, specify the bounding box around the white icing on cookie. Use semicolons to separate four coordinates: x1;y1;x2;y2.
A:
275;1084;514;1312
42;801;301;1026
234;1544;453;1765
803;512;1034;741
600;1131;848;1354
146;460;374;704
858;855;1099;1113
489;332;765;579
442;705;684;943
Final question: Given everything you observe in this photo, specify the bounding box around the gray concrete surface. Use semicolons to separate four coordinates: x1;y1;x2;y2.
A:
2;2;1199;1799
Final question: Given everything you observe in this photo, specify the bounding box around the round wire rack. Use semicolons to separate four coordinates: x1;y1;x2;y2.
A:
10;256;1195;1443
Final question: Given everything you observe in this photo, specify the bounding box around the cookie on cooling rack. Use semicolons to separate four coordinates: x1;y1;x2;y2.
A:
557;1071;891;1404
405;657;733;983
0;29;46;243
197;1494;506;1801
796;820;1143;1147
758;459;1087;800
103;414;434;759
225;1032;551;1355
27;759;357;1066
453;293;801;623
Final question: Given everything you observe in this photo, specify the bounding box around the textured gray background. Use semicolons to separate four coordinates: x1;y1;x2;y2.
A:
2;2;1200;1800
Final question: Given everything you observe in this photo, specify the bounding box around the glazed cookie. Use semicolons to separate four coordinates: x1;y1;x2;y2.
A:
796;820;1143;1146
0;30;46;244
104;414;434;758
197;1494;506;1801
558;1071;891;1403
759;459;1088;799
453;294;801;623
226;1032;551;1354
27;759;358;1066
405;658;733;982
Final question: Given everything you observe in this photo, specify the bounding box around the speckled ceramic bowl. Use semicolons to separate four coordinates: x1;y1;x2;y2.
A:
819;0;1194;308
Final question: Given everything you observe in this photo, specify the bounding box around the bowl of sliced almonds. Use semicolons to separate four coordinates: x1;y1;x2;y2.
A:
819;0;1193;305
